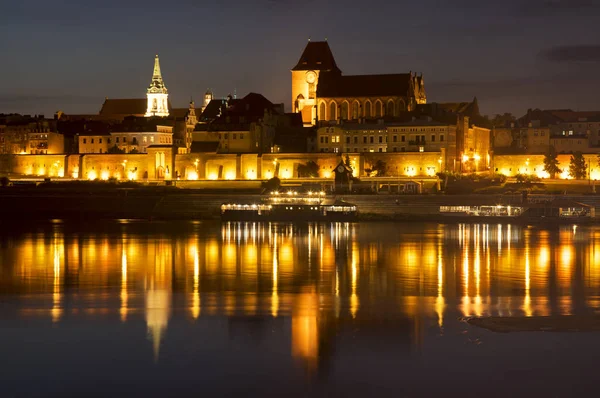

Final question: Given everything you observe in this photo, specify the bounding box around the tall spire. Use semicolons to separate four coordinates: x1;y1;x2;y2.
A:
153;54;162;79
145;54;169;117
147;54;167;95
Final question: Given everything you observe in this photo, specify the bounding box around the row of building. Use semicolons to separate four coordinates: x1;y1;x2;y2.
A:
493;109;600;155
2;40;595;181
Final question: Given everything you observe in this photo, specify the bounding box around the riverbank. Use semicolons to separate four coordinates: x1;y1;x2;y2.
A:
1;185;599;223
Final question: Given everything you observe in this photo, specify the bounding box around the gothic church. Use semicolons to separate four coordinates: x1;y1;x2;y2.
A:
291;40;426;126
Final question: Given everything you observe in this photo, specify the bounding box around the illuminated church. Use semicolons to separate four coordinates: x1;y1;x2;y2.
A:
291;40;426;126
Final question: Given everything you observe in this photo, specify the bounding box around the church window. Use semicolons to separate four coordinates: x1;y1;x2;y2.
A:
431;135;436;142
346;137;350;144
91;138;94;144
123;137;127;143
352;102;359;120
393;135;397;142
378;136;383;144
370;136;374;144
319;103;326;120
99;138;102;144
83;138;87;144
374;101;382;118
440;135;444;142
401;135;405;142
341;102;349;120
325;137;329;144
320;136;324;144
354;136;358;144
363;137;367;144
329;102;337;121
364;102;372;118
387;101;394;117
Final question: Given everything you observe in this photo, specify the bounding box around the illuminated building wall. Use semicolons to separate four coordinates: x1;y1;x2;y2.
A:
494;154;600;179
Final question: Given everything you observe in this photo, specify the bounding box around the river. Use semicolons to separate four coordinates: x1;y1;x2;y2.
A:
1;220;599;397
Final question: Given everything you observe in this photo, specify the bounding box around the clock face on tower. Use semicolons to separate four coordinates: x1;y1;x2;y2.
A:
305;71;316;84
337;165;345;173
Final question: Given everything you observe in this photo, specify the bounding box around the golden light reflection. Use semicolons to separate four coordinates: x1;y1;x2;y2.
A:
10;221;600;361
350;256;359;318
272;237;279;318
120;247;128;322
192;245;200;319
51;237;63;323
291;291;318;369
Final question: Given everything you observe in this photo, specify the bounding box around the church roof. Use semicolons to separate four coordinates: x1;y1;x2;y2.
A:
190;141;219;153
316;73;413;98
99;98;147;118
292;41;341;73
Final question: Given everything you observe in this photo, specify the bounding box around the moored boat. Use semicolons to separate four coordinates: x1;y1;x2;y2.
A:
221;191;358;221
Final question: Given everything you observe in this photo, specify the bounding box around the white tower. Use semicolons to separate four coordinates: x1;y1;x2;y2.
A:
203;89;213;112
145;55;169;117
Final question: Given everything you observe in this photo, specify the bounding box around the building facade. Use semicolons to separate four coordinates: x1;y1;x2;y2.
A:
291;41;426;126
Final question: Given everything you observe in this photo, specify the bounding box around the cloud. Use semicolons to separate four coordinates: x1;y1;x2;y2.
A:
539;45;600;63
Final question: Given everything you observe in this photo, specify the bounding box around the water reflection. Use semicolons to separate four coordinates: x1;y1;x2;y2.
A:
2;221;600;373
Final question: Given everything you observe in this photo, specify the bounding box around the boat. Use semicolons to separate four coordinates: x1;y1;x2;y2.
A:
439;199;595;222
221;191;358;221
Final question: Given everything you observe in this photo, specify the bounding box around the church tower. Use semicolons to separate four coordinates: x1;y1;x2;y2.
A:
203;89;213;112
291;40;341;126
145;55;169;117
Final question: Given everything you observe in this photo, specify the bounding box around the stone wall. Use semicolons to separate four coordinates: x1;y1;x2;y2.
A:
81;154;149;180
2;151;447;180
494;154;600;179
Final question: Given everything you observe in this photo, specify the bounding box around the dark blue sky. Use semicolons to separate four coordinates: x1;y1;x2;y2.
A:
1;0;600;118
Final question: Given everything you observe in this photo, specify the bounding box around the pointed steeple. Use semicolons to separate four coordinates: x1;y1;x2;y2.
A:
153;54;162;79
145;54;169;117
147;54;167;95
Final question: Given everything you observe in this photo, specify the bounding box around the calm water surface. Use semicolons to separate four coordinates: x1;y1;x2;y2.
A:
1;221;600;397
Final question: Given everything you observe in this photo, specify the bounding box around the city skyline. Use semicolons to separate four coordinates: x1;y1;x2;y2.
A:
2;0;600;118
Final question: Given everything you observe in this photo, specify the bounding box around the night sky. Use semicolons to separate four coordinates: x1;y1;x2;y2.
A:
1;0;600;118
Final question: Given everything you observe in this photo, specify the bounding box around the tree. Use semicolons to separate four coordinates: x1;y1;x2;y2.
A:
569;151;587;180
297;161;319;178
107;144;125;154
543;147;562;179
261;177;281;192
365;160;387;177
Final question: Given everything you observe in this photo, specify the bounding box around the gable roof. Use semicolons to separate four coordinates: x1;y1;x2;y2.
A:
292;41;341;73
317;73;413;97
190;141;219;153
99;98;147;117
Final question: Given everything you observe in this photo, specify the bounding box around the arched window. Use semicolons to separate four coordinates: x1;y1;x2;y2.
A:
319;102;326;121
397;99;406;114
341;102;349;120
387;101;395;117
364;101;372;118
329;102;337;121
352;101;359;120
374;101;382;118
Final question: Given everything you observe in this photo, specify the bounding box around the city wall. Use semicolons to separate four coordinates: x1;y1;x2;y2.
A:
1;150;443;181
494;154;600;179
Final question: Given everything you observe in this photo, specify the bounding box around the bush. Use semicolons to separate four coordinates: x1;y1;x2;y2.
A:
261;177;281;192
0;176;9;187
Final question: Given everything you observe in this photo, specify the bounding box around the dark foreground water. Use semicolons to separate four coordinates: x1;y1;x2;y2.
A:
1;221;600;397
